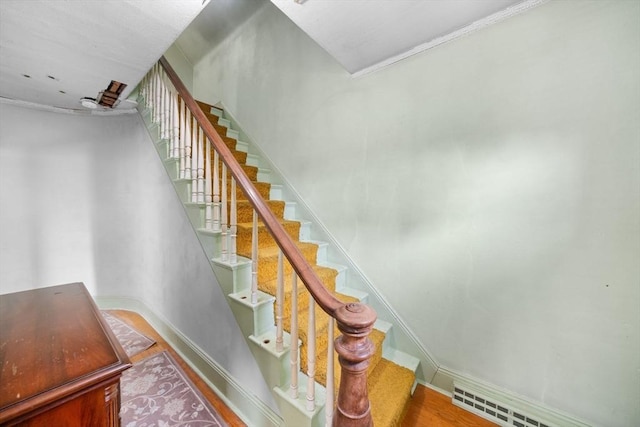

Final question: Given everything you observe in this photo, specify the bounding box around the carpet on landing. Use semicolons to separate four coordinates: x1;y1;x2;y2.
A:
120;350;228;427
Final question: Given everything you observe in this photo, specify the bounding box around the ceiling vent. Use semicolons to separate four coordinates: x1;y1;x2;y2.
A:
97;80;127;108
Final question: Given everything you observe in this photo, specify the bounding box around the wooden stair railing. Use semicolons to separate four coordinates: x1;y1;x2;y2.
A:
147;57;378;427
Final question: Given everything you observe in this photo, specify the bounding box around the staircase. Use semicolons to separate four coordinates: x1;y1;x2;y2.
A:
137;61;420;426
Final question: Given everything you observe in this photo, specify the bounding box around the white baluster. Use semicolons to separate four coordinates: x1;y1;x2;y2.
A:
191;117;198;203
230;177;237;264
204;137;212;229
325;317;335;427
139;73;146;101
149;68;155;120
165;87;172;143
221;164;228;262
179;100;187;179
172;94;180;158
306;297;316;411
212;150;220;232
197;127;205;203
290;270;299;399
160;84;166;139
164;85;170;140
148;66;155;117
166;87;174;155
276;250;284;352
154;70;161;124
184;109;192;180
251;210;258;304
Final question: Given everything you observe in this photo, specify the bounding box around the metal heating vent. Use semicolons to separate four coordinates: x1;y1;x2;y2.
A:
453;385;553;427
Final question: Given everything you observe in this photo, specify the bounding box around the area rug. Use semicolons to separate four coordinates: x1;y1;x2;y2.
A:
120;350;228;427
101;311;156;358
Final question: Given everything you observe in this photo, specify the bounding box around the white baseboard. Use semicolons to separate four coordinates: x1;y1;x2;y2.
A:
95;296;283;427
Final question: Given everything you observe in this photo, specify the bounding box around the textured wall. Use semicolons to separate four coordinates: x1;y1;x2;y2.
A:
192;1;640;425
0;103;276;415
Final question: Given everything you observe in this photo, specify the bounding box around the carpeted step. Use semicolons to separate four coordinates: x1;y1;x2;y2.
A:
207;115;234;137
210;148;247;165
212;162;258;181
368;359;415;427
235;219;301;254
195;100;217;112
238;242;320;283
234;199;285;223
216;179;271;200
260;269;340;315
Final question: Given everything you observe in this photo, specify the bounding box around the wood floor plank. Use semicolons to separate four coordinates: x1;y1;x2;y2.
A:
401;383;498;427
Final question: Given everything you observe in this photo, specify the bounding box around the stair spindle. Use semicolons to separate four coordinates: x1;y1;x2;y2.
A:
184;106;192;180
139;73;146;102
326;317;335;427
221;164;228;262
197;126;205;203
151;66;158;122
204;136;212;229
179;98;186;179
171;94;180;158
290;270;299;399
212;150;220;232
158;82;165;138
251;210;258;304
155;68;163;126
276;250;284;352
306;297;316;411
191;116;198;202
230;178;237;264
162;84;169;141
166;86;174;155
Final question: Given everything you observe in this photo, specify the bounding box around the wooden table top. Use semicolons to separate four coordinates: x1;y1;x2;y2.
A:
0;282;131;420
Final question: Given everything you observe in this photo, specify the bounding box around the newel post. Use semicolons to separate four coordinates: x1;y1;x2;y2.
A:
333;302;377;427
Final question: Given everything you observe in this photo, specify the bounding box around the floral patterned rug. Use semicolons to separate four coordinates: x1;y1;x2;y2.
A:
102;311;156;358
120;350;228;427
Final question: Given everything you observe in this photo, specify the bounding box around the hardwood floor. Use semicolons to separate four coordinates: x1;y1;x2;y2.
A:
112;309;496;427
401;385;497;427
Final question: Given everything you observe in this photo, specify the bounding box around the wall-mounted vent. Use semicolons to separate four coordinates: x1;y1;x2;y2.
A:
453;384;553;427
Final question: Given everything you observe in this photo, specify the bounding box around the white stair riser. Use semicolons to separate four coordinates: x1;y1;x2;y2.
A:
211;259;252;295
228;291;275;337
248;332;294;388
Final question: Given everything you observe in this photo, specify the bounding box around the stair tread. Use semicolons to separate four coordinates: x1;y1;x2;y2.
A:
250;242;318;259
260;265;338;296
236;218;299;228
369;359;415;427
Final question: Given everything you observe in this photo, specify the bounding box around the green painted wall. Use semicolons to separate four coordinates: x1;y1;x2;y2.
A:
192;1;640;425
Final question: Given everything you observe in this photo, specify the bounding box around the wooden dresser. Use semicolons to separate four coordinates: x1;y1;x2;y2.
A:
0;282;132;426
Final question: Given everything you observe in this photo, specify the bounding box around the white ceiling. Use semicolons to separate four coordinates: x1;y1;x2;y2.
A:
0;0;540;113
176;0;540;76
0;0;206;112
270;0;529;74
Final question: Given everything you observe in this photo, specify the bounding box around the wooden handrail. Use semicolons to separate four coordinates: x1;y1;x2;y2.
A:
157;56;377;426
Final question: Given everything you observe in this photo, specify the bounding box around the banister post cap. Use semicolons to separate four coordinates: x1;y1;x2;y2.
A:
335;302;377;336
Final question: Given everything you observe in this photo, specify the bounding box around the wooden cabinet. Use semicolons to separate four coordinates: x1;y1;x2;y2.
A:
0;282;131;426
